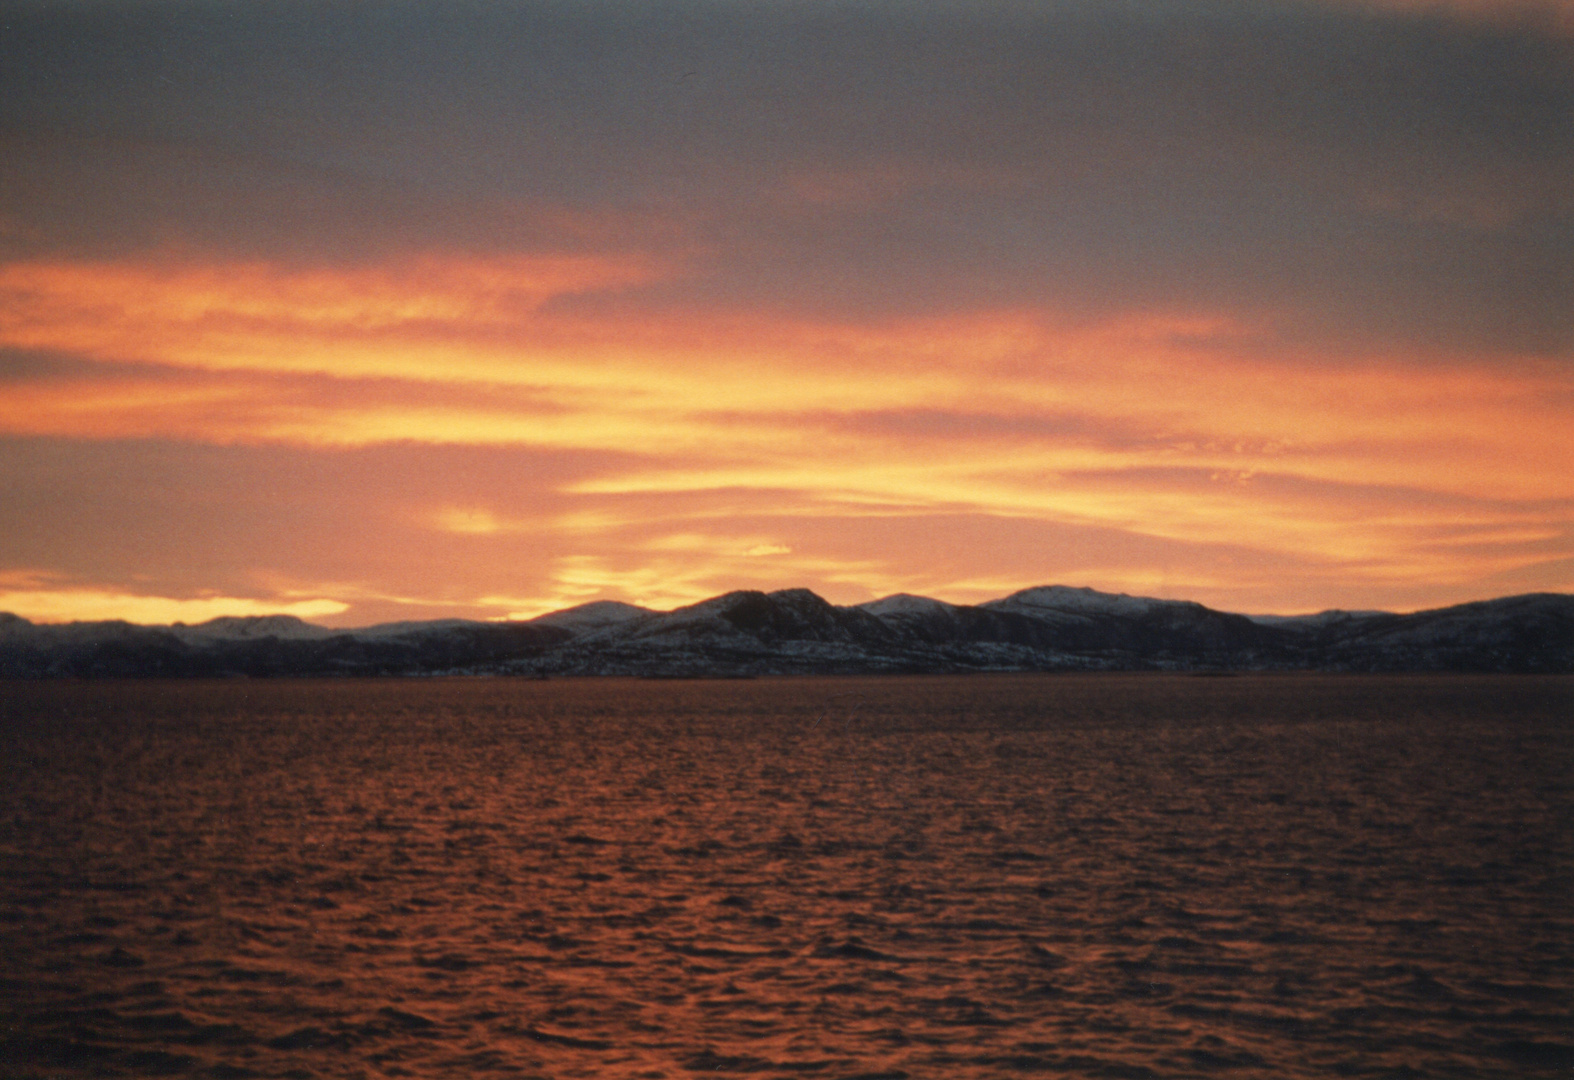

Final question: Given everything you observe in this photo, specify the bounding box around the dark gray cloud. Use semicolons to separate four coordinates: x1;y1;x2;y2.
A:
2;0;1570;351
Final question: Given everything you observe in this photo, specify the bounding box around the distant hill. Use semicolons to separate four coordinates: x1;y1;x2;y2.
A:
1;588;1570;677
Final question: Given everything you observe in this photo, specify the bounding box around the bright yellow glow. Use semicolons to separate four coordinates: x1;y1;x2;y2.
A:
434;507;506;535
0;585;348;625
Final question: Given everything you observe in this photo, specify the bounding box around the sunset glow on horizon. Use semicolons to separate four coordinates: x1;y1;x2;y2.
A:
2;0;1570;626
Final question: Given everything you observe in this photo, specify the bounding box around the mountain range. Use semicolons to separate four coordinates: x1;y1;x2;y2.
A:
2;585;1571;677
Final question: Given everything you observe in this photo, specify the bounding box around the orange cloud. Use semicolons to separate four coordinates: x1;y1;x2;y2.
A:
4;258;1566;494
0;251;655;330
2;250;1569;617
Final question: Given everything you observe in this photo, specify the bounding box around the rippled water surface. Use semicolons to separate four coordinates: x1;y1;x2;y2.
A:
1;674;1571;1079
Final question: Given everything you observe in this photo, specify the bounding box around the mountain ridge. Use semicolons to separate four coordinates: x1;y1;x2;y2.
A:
1;586;1570;677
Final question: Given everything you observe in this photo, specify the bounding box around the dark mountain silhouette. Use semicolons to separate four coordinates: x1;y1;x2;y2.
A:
1;587;1569;677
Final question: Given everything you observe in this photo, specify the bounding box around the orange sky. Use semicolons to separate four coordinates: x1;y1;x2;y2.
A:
1;0;1570;624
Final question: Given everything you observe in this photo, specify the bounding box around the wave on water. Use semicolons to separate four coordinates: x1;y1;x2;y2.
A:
1;674;1570;1078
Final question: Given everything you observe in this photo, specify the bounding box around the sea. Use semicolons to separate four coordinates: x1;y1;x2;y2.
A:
0;674;1570;1079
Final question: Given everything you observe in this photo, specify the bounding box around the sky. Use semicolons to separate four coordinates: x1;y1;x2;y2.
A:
1;0;1571;626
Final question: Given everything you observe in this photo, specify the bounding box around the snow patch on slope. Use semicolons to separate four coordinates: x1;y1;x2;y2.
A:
984;585;1163;618
531;600;655;632
857;594;957;617
170;615;337;644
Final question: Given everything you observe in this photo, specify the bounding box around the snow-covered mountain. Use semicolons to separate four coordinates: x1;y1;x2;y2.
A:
984;584;1167;619
857;593;960;618
1;588;1570;677
167;614;339;644
529;600;653;632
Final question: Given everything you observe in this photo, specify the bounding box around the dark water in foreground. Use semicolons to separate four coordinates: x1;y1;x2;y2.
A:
1;675;1570;1080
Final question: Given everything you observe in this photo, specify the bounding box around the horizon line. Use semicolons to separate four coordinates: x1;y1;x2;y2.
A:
5;583;1570;631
